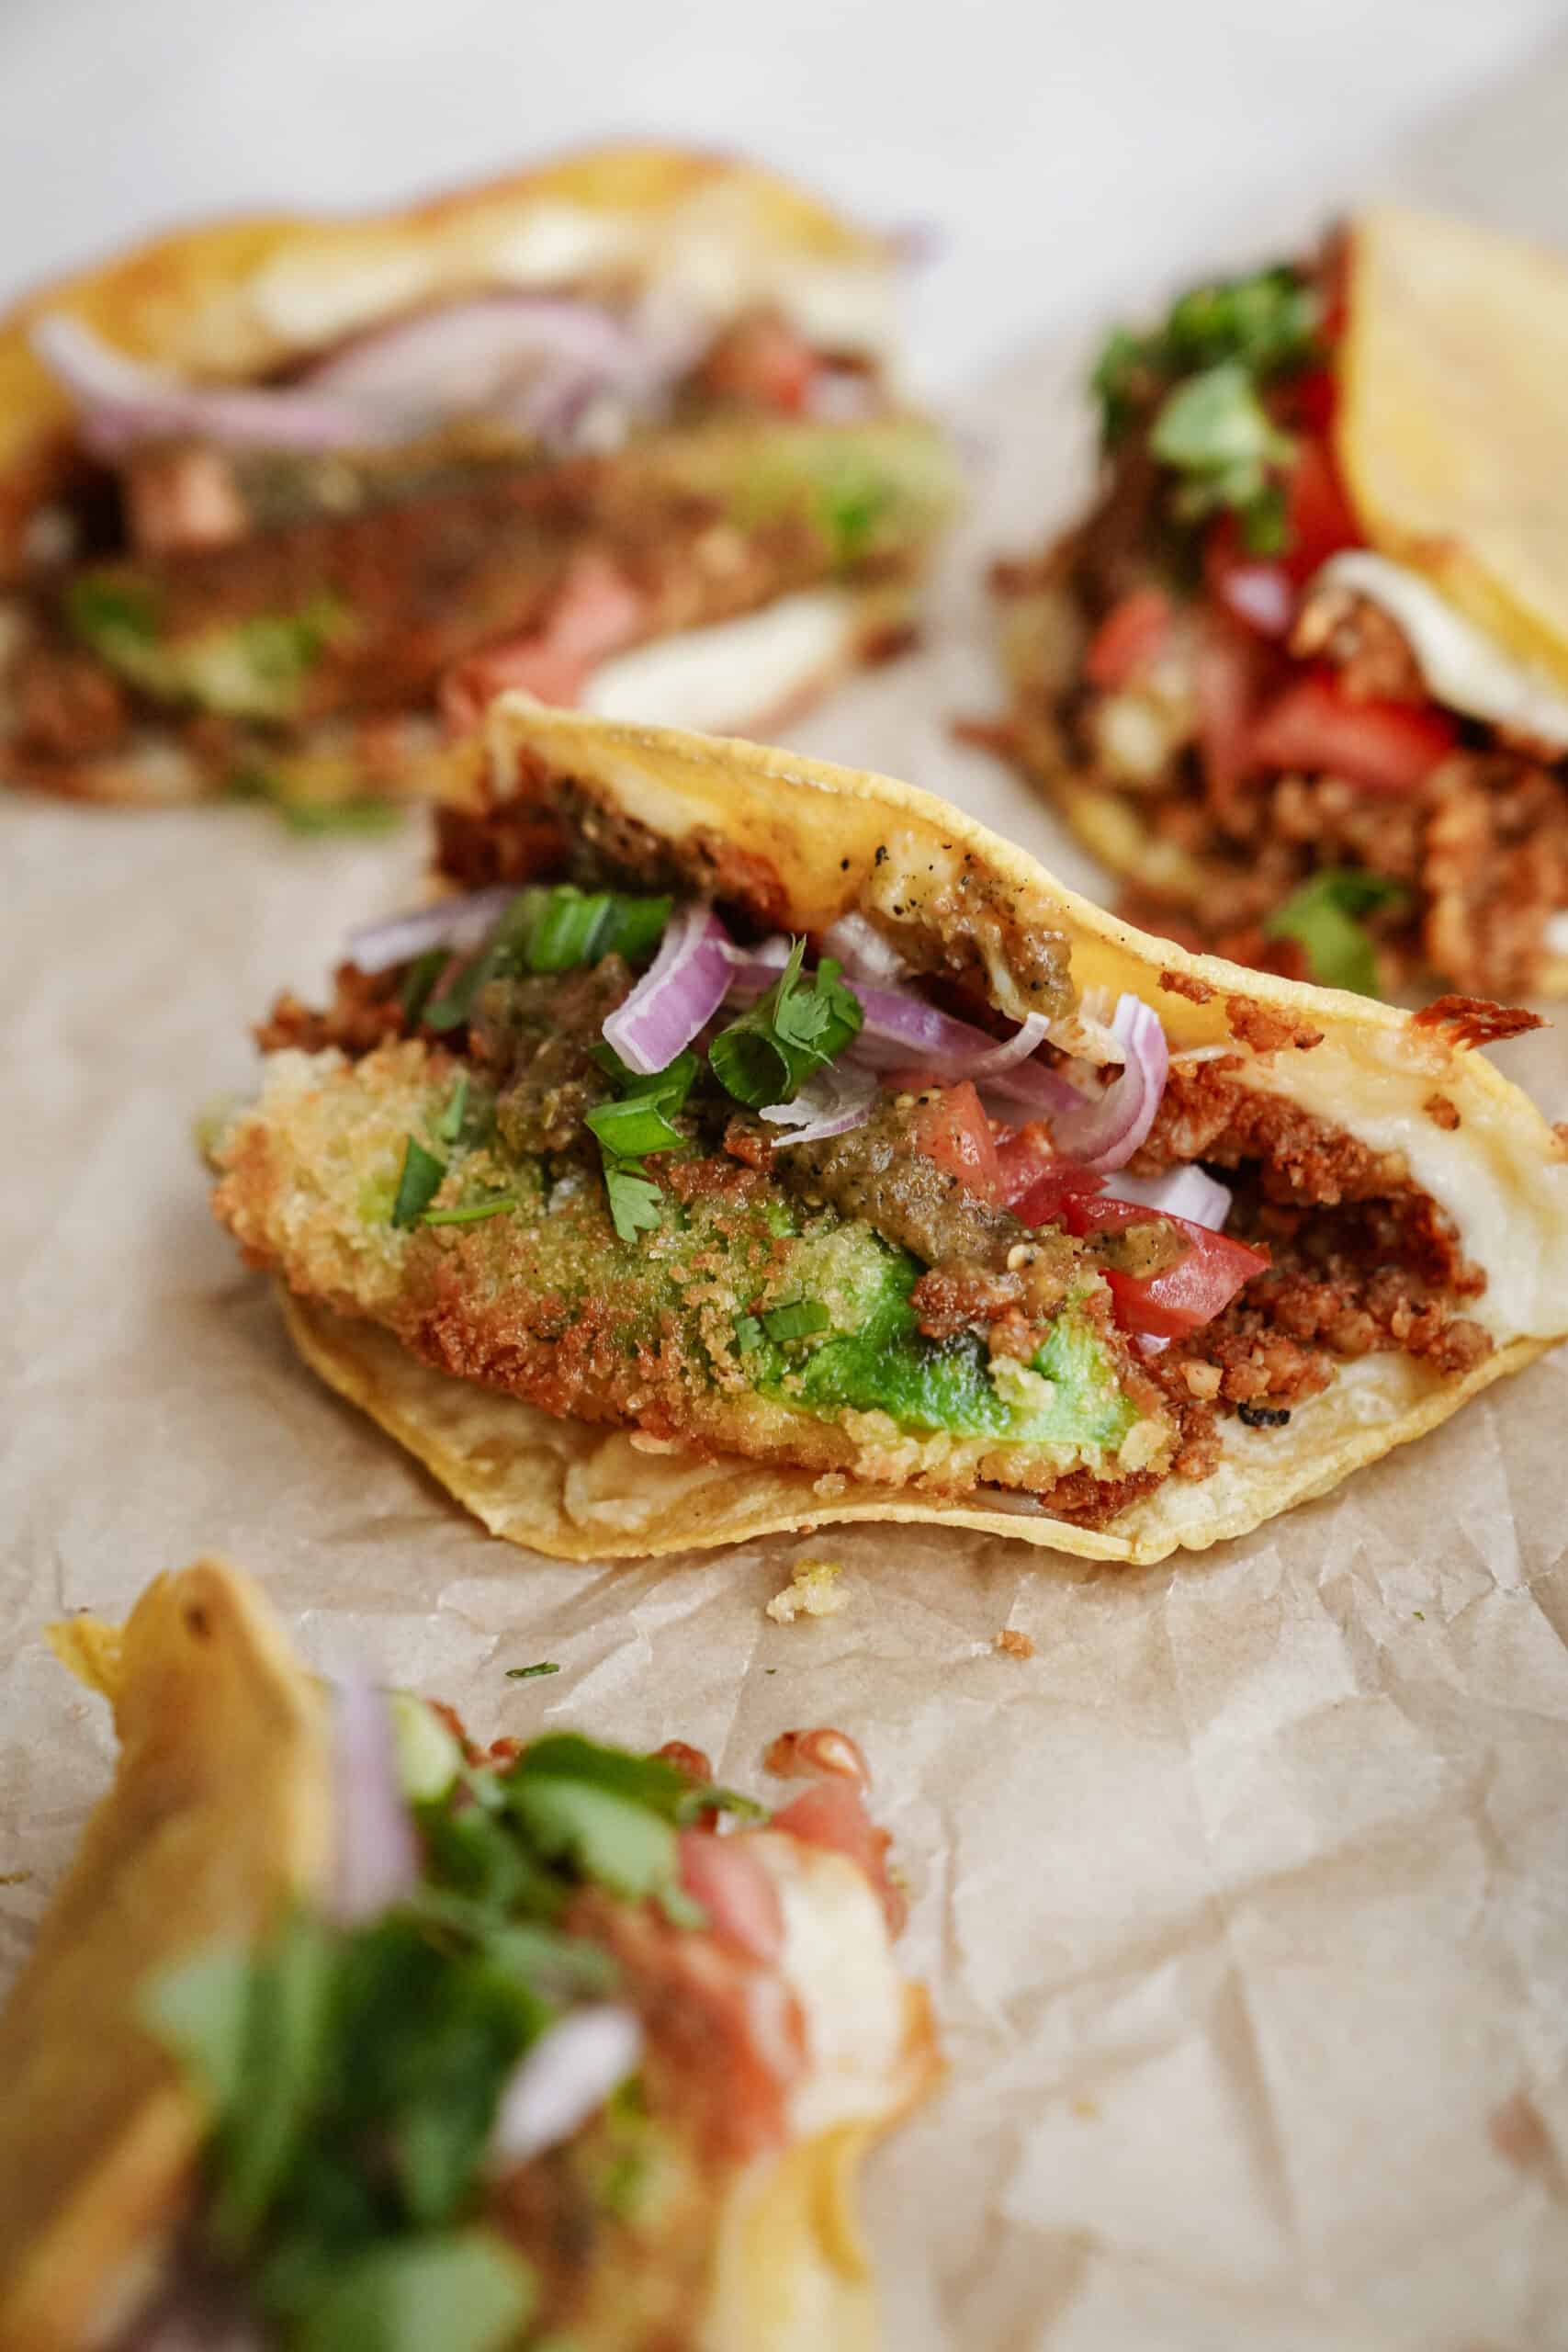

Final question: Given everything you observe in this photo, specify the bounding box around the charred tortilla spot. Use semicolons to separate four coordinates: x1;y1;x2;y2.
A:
1409;994;1545;1050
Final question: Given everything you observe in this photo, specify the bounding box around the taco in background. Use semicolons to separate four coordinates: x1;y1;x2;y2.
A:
0;1558;935;2352
977;207;1568;1000
0;145;957;817
207;699;1568;1565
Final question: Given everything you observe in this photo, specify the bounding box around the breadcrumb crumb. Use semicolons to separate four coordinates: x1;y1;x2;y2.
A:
995;1627;1034;1658
766;1557;848;1624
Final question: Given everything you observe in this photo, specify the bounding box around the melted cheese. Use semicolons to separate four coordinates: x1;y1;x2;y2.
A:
1312;550;1568;749
581;590;857;735
749;1832;909;2141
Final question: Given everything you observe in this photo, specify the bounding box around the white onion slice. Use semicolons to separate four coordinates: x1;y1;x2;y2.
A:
1051;995;1169;1171
1106;1164;1232;1230
326;1673;422;1926
761;1062;878;1146
488;2006;644;2168
820;911;908;985
30;314;404;457
966;1012;1051;1076
602;904;735;1075
345;884;521;975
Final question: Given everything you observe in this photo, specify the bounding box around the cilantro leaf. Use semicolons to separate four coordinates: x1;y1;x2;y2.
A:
293;2230;535;2352
435;1074;469;1143
1091;263;1321;446
1148;361;1296;546
506;1660;561;1679
507;1778;684;1906
761;1299;831;1343
1262;869;1407;997
421;1194;517;1228
603;1159;663;1244
708;939;863;1107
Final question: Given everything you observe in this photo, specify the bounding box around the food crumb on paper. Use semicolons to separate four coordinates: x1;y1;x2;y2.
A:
767;1557;848;1623
996;1628;1035;1658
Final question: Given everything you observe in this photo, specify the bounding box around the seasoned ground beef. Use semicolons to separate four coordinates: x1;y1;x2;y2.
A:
255;961;405;1057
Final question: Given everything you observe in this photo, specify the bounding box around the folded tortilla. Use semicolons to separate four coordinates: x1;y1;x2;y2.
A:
226;695;1568;1567
0;1559;935;2352
0;144;947;808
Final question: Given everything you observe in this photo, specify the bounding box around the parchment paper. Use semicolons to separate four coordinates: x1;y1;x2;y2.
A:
5;52;1568;2352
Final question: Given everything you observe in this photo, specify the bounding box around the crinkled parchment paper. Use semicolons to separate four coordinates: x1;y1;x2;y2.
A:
4;56;1568;2352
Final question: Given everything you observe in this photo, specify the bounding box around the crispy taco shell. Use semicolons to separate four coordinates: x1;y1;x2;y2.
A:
0;1559;933;2351
261;696;1568;1567
0;143;897;571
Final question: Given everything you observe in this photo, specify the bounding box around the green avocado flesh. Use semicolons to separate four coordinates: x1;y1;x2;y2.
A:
340;1077;1143;1472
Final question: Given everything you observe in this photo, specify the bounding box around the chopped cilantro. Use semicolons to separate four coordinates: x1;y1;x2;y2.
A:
63;573;161;648
239;595;347;692
761;1298;831;1343
276;796;403;838
435;1075;470;1144
733;1312;766;1354
1092;263;1321;446
708;938;863;1108
421;1194;517;1228
602;1159;663;1244
390;1139;446;1227
400;948;451;1025
293;2229;534;2352
1262;868;1407;997
1148;361;1296;548
505;1660;561;1680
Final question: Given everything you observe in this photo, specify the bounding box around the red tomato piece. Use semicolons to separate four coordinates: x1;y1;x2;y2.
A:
994;1123;1105;1223
1248;669;1456;793
678;1827;785;1964
1085;585;1175;690
1066;1195;1269;1338
772;1781;903;1932
1194;616;1280;799
701;315;819;413
439;553;646;733
1281;436;1360;580
910;1081;1002;1204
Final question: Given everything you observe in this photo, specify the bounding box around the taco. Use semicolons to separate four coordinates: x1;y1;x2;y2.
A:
977;206;1568;999
0;145;957;817
205;697;1568;1565
0;1557;935;2351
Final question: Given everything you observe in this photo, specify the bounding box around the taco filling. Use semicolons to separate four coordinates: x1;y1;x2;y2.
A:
0;153;957;814
211;749;1506;1537
0;1563;932;2352
980;209;1568;998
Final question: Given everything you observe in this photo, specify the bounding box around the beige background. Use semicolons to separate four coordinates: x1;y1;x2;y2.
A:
5;45;1568;2352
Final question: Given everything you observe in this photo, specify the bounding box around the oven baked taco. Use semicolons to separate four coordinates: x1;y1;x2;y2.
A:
0;145;957;817
207;698;1568;1566
978;206;1568;999
0;1557;935;2351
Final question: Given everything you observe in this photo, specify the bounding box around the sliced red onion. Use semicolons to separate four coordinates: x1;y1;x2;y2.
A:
760;1062;877;1146
1106;1163;1232;1230
1135;1334;1170;1360
325;1671;421;1926
344;884;521;975
1051;995;1169;1172
304;295;668;447
602;904;734;1075
30;314;404;457
488;2006;644;2168
967;1012;1050;1076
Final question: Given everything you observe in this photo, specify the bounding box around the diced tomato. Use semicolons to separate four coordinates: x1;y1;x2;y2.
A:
1248;669;1456;794
700;315;819;414
1066;1196;1269;1339
910;1081;1001;1204
678;1827;784;1964
1204;437;1359;641
1281;436;1359;579
1287;366;1337;437
439;552;647;733
772;1780;903;1932
1085;586;1175;690
994;1122;1104;1223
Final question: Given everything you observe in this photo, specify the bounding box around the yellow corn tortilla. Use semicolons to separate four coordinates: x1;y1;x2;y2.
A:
0;1559;331;2352
0;1558;936;2352
251;695;1568;1569
0;141;916;807
1337;204;1568;698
